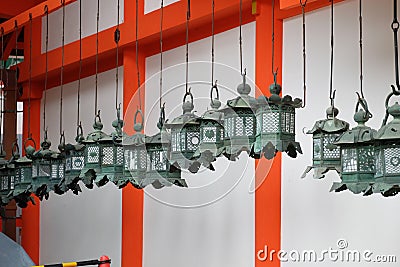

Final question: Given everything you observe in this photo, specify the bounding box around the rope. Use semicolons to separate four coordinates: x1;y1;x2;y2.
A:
115;0;120;110
329;0;334;103
211;0;215;85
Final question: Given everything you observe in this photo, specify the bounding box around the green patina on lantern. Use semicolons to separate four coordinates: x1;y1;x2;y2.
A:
48;135;66;195
80;112;107;189
144;106;186;189
331;97;376;195
255;74;302;160
123;109;147;188
61;125;85;195
0;148;13;206
373;97;400;197
194;83;224;170
11;142;36;208
165;91;202;173
302;99;350;179
221;72;257;160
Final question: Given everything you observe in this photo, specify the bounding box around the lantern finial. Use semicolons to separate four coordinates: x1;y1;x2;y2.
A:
237;69;251;95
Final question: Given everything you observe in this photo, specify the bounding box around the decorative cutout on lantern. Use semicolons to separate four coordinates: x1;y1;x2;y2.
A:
255;73;302;160
144;105;186;189
11;140;36;208
221;71;257;160
331;96;376;195
165;91;202;173
80;112;107;189
194;83;224;170
372;96;400;197
123;109;147;188
302;94;350;179
0;146;13;206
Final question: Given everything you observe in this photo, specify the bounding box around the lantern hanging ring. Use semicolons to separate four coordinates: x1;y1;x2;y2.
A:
11;141;20;158
59;131;66;151
183;89;194;104
23;137;36;154
355;92;372;119
76;121;84;142
210;81;219;100
381;91;400;126
134;109;144;130
158;103;166;129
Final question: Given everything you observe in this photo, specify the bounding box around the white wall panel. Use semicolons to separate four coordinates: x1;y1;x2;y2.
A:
39;68;123;266
145;0;180;14
143;22;256;267
42;0;124;52
282;0;400;266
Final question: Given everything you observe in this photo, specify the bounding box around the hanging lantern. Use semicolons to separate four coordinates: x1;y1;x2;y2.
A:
330;98;376;195
98;107;125;188
302;100;349;179
123;110;147;188
11;142;36;208
48;136;66;195
143;106;186;189
254;74;302;160
164;91;202;173
194;83;224;169
221;72;257;160
80;113;107;189
0;149;13;206
373;97;400;197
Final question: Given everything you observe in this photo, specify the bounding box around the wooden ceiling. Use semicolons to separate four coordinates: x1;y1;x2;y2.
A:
0;0;45;22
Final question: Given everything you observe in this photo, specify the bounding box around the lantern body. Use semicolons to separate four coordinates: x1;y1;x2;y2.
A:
373;102;400;196
80;120;108;189
302;106;349;179
32;148;52;199
165;99;201;172
63;143;85;194
49;153;65;194
255;92;302;159
194;104;224;169
13;156;33;197
144;130;185;189
331;118;376;194
123;132;147;188
221;76;258;160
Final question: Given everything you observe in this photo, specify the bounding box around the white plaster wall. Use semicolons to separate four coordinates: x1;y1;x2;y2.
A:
145;0;180;14
282;0;400;266
42;0;124;52
39;68;123;266
143;22;256;267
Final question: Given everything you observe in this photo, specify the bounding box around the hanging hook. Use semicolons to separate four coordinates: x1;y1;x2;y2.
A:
158;102;166;129
355;92;373;120
300;0;307;108
391;0;400;94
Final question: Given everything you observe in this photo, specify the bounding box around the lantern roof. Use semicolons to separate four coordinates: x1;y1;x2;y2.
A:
146;129;171;146
307;106;349;134
375;102;400;141
83;117;108;144
258;81;303;108
164;105;200;126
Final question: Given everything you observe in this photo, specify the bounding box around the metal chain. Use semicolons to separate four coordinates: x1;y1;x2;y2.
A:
43;6;49;135
239;0;243;74
77;0;82;128
300;0;307;108
392;0;400;94
185;0;191;93
0;27;3;149
160;0;164;109
329;0;335;104
94;0;99;117
211;0;215;85
115;0;120;110
136;0;142;110
60;0;65;136
272;0;275;75
28;14;33;138
359;0;364;98
14;21;18;136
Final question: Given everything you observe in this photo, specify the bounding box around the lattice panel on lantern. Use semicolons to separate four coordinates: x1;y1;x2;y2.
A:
359;147;374;172
150;151;167;171
59;164;65;178
180;132;186;150
342;148;358;172
116;147;124;165
384;147;400;174
139;150;148;169
313;138;321;159
245;116;254;136
172;132;180;152
262;112;279;133
72;156;84;170
10;176;14;189
202;126;217;142
375;150;384;176
87;146;100;163
224;117;233;138
323;134;340;159
256;115;261;134
235;117;244;136
124;150;130;170
102;146;114;165
220;128;224;141
66;158;72;171
187;131;200;151
1;176;7;190
20;168;25;182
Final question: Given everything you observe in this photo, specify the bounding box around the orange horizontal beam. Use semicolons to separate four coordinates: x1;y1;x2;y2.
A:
0;0;76;36
278;0;347;19
280;0;318;10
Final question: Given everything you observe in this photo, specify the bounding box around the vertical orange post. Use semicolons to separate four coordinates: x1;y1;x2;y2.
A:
255;0;283;266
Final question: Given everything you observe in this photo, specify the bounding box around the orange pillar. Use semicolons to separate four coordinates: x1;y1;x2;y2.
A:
20;81;42;265
255;0;282;266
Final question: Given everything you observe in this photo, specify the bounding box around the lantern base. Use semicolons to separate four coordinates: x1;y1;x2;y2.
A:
94;175;110;188
254;140;302;160
13;192;35;208
330;182;372;195
34;184;50;201
170;158;201;174
80;169;97;189
301;165;340;179
372;182;400;197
